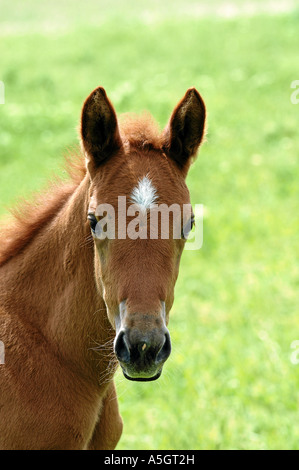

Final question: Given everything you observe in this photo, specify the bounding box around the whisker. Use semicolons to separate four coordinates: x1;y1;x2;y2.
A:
96;356;119;385
88;337;116;357
79;234;94;248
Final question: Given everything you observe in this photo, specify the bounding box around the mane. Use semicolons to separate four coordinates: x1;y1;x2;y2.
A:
0;150;86;267
119;112;162;151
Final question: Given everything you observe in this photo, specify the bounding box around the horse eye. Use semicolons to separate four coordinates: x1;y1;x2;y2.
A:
87;214;98;234
182;215;195;240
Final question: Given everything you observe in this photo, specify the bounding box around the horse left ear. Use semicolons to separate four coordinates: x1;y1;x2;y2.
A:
162;88;206;174
81;87;122;172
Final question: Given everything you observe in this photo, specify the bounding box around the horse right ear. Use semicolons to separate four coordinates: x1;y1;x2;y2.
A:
162;88;206;174
81;87;122;172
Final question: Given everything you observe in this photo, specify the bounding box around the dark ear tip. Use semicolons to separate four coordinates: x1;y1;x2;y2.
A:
186;87;200;97
84;86;107;106
186;87;206;111
94;86;107;97
87;86;107;101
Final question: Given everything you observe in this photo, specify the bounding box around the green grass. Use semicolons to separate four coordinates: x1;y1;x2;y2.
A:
1;0;299;450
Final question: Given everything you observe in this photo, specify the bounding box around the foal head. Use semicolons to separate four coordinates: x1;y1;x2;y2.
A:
81;87;206;381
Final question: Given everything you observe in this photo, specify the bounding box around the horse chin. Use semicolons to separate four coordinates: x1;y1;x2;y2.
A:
122;369;162;382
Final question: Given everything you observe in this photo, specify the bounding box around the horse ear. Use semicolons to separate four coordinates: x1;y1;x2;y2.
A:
162;88;206;173
81;87;122;171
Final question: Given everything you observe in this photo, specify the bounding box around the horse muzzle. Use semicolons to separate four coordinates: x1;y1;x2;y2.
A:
114;301;171;381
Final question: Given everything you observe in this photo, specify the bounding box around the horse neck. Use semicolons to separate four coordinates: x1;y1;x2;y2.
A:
2;174;114;381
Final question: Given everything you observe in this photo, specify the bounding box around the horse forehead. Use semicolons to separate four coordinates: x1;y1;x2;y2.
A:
90;156;189;206
130;175;158;210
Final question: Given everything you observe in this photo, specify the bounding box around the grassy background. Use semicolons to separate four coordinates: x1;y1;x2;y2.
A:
1;0;299;450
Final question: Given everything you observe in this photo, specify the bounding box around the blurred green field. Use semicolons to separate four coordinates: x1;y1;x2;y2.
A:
1;0;299;450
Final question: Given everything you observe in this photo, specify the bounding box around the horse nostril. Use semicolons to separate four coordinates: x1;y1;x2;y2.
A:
114;330;130;364
115;328;171;372
156;331;171;364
